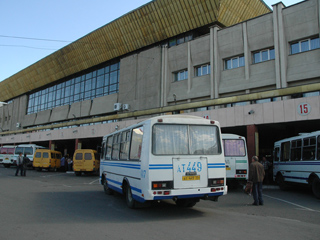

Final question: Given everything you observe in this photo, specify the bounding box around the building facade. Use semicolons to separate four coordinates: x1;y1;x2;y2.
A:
0;0;319;159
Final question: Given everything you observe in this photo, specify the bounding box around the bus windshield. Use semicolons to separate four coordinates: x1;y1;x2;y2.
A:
15;147;33;155
152;124;221;155
223;139;246;156
1;148;15;154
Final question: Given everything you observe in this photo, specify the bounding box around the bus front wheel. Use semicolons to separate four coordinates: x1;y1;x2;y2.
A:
125;185;136;209
277;174;288;191
312;177;320;199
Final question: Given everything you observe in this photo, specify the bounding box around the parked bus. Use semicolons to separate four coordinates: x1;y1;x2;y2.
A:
222;134;248;187
273;131;320;198
100;115;227;208
14;144;46;167
0;145;16;168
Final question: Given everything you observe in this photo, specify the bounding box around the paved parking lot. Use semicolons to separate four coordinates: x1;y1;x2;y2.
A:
1;165;319;240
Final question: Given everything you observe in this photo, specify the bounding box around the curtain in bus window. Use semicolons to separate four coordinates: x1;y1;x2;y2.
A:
112;134;120;160
106;136;113;160
152;125;188;155
120;131;130;160
223;139;245;156
130;127;143;160
281;142;290;161
189;126;220;155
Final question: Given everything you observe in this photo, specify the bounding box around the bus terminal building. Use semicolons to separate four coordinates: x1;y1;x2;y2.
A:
0;0;319;160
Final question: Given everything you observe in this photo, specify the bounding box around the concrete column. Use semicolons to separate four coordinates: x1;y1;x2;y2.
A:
210;26;214;99
213;25;221;100
247;125;259;163
49;140;55;151
272;3;282;89
318;0;320;38
243;22;250;81
274;2;288;88
187;41;192;93
75;139;82;150
161;46;168;107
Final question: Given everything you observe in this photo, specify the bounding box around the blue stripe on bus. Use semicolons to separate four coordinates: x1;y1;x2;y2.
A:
107;178;142;194
274;162;320;166
149;164;173;170
153;192;223;200
101;162;141;169
208;163;226;168
284;176;308;181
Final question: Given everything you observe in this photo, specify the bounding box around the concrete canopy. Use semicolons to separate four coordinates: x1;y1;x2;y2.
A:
0;0;270;102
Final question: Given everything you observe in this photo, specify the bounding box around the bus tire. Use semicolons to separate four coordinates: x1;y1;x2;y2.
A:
4;164;10;168
311;177;320;199
125;185;136;209
75;171;81;176
277;174;288;191
103;177;113;195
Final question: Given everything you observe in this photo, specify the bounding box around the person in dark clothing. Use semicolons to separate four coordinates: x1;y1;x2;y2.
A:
22;153;30;176
249;156;265;206
15;152;24;176
60;155;66;172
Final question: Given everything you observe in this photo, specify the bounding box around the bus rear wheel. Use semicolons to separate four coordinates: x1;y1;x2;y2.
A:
277;174;288;191
125;185;136;209
312;177;320;199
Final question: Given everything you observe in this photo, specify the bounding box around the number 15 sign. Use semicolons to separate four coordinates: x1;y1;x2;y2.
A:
297;103;311;116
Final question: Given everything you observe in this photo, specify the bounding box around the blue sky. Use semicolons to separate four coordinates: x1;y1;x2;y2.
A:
0;0;302;82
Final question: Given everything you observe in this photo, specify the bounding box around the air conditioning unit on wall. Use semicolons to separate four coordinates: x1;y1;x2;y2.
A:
114;103;122;111
122;104;130;111
16;122;21;128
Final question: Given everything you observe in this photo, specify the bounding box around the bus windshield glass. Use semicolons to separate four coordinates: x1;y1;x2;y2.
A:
152;124;221;155
1;148;15;154
223;139;246;156
15;147;34;155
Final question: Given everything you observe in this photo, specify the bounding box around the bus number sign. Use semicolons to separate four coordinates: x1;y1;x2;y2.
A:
297;103;311;116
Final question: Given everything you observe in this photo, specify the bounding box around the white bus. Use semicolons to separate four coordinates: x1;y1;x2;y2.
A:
0;145;16;168
100;115;227;208
14;144;46;167
273;131;320;198
222;134;248;186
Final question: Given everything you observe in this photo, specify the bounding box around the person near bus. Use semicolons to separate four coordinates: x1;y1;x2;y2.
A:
60;155;66;172
249;156;265;206
15;152;24;176
22;153;30;176
261;157;271;184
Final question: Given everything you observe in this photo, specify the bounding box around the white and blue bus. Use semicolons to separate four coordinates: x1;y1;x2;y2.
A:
14;144;46;167
222;134;248;187
100;115;227;208
273;131;320;198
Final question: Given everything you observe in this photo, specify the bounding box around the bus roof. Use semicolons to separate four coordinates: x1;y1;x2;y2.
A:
274;130;320;146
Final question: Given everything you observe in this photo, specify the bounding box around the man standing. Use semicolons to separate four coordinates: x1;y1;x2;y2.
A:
249;156;265;206
22;153;30;176
261;157;271;184
15;152;23;176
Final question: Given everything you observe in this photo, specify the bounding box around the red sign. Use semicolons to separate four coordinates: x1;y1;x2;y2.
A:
297;103;311;116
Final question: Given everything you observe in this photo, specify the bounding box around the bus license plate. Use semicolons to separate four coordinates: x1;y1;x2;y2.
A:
226;167;231;170
182;175;200;181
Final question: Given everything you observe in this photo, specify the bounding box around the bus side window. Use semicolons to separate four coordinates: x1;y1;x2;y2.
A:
120;131;130;160
106;136;113;160
130;127;143;160
101;142;105;160
317;136;320;160
302;137;316;160
281;141;290;161
112;134;120;160
274;147;280;162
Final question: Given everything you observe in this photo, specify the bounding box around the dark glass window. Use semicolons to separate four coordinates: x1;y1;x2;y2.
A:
27;61;120;114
